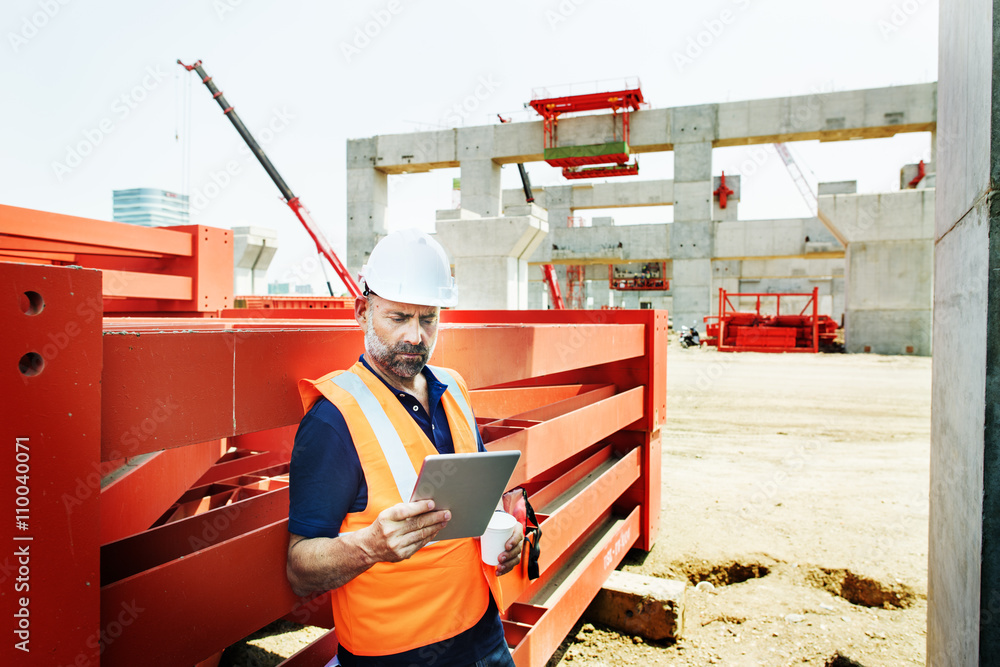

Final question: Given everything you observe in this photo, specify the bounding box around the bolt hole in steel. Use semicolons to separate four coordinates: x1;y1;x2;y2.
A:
20;291;44;315
19;352;44;377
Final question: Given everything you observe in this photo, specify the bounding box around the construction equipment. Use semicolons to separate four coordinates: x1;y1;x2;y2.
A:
703;287;838;353
773;142;847;247
907;159;926;188
713;171;734;208
498;114;536;204
2;205;666;666
541;263;566;310
178;59;361;298
610;262;668;291
529;80;643;180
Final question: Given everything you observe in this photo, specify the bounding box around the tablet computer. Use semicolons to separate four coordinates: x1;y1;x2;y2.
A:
409;450;521;541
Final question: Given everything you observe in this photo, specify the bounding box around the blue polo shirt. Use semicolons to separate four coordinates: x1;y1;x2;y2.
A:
289;356;504;667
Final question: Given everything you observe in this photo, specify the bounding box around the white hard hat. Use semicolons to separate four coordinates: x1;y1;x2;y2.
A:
358;229;458;307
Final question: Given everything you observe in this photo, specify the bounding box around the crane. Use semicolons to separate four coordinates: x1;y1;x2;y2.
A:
178;59;361;298
772;142;848;247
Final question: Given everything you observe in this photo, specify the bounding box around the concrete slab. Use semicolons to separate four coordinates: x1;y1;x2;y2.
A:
585;571;686;641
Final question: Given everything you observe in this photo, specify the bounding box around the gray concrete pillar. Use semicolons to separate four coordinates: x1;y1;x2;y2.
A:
232;226;278;296
929;2;1000;663
457;126;502;218
436;206;548;309
671;140;713;329
345;139;388;278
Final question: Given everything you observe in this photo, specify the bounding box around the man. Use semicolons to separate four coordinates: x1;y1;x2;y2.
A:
287;229;522;667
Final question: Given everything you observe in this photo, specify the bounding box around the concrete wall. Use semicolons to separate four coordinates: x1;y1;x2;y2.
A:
821;190;935;356
929;0;998;663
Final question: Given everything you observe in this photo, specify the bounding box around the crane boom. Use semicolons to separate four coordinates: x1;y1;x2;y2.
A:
773;142;848;247
178;59;362;298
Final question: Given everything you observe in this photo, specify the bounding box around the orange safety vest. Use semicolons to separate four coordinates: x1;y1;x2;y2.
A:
298;361;502;656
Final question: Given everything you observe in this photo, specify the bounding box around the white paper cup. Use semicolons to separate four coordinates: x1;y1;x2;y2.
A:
480;511;518;566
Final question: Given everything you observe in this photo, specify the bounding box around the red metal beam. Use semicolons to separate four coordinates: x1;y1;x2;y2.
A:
511;509;641;666
99;323;647;459
0;203;193;256
101;484;289;586
485;387;644;487
100;520;299;667
100;439;225;545
0;236;166;258
470;384;603;421
102;270;193;300
1;262;102;667
529;88;645;117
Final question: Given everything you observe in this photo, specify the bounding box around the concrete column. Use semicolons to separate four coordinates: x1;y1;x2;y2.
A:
346;138;388;277
821;191;934;355
671;139;713;328
528;279;548;310
232;226;278;296
457;125;502;218
436;205;548;309
929;2;1000;663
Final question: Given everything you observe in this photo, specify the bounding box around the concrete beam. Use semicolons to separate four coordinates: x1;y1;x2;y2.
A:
363;84;936;172
585;571;686;641
820;190;935;244
504;180;675;212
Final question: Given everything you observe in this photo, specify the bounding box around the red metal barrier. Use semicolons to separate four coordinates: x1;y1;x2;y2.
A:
3;258;665;666
0;204;232;315
715;287;837;353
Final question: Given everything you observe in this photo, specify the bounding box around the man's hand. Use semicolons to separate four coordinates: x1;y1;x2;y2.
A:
495;529;523;576
356;500;451;563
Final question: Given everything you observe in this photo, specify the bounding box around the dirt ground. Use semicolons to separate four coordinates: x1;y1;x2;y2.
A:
548;341;931;667
225;341;932;667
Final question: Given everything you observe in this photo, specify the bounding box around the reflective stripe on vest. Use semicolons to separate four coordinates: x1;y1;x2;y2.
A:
330;371;416;503
330;365;477;503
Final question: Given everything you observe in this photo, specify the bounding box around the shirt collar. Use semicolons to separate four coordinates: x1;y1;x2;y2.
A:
358;354;447;405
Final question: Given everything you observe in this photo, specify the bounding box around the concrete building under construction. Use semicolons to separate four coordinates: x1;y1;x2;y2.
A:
346;81;936;355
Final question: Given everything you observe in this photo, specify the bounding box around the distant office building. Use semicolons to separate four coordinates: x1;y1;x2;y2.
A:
268;282;291;295
112;188;190;227
294;284;313;295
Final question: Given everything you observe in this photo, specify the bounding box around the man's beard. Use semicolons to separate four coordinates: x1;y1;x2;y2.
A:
364;319;435;379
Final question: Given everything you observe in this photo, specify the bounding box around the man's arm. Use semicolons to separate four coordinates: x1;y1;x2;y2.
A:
287;499;450;597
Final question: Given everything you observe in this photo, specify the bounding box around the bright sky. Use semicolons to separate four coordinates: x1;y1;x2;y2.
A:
1;0;938;292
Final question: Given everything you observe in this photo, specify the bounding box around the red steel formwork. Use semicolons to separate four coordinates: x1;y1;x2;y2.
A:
0;203;233;316
2;231;665;666
708;287;838;353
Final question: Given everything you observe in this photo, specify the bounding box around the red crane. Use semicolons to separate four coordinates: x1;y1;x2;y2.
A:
178;59;361;298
